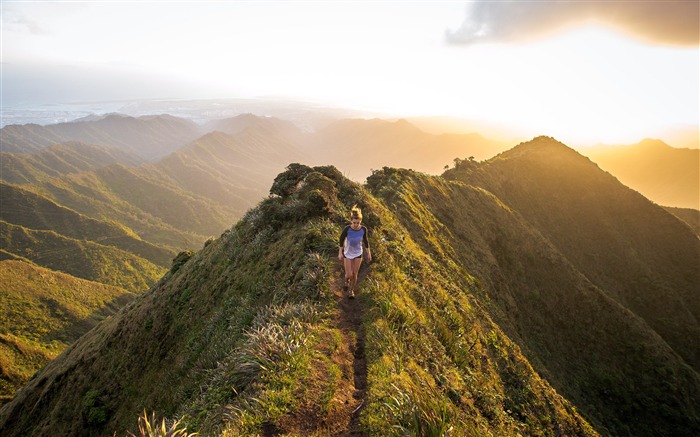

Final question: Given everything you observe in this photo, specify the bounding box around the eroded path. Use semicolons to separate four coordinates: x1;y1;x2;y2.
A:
333;265;368;436
268;263;369;436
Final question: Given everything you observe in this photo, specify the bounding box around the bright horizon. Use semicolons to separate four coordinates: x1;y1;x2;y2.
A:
2;1;698;148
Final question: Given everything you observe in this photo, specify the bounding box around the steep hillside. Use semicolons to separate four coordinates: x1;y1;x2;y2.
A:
0;164;599;437
444;136;700;371
307;118;506;179
0;221;165;292
155;125;308;208
369;166;700;436
665;206;700;236
0;142;143;185
1;162;697;436
0;182;174;266
0;260;135;404
27;165;232;249
0;124;65;154
585;139;700;209
0;114;201;160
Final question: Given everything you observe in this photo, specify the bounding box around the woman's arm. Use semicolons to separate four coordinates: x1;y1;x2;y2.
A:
363;226;371;261
338;226;349;261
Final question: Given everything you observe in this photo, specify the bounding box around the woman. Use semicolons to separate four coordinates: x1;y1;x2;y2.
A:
338;205;371;298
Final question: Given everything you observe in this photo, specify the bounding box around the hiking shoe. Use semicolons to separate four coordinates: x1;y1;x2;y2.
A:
348;289;355;299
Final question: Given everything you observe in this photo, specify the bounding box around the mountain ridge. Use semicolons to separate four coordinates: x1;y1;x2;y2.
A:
0;114;201;160
1;145;698;435
444;136;700;370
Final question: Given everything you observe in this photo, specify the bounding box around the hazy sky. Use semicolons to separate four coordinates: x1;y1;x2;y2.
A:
2;1;698;145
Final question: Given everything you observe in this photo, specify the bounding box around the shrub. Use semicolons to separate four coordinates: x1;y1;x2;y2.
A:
126;410;196;437
170;250;194;274
269;163;313;197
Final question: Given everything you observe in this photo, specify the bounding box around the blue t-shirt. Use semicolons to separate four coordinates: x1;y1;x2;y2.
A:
339;225;369;259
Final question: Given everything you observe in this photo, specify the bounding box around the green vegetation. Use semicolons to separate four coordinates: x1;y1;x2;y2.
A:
0;221;165;292
0;182;175;267
0;142;143;185
444;136;700;371
1;137;698;437
0;260;134;403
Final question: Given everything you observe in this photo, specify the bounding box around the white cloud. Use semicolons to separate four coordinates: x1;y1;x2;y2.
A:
447;0;700;46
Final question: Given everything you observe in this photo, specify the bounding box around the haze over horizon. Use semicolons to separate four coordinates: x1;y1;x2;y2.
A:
2;1;698;148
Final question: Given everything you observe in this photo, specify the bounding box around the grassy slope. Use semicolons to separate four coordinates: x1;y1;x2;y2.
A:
0;220;165;292
0;165;598;437
28;170;215;250
368;167;700;436
0;124;63;153
0;260;135;403
0;182;174;267
443;137;700;371
0;142;144;185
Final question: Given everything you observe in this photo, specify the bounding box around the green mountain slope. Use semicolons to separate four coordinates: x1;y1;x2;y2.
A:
0;182;174;266
154;127;308;208
0;142;143;185
369;166;699;436
0;221;165;292
27;166;229;249
444;136;700;372
1;159;697;436
585;139;700;209
0;260;135;404
0;164;597;436
0;124;64;154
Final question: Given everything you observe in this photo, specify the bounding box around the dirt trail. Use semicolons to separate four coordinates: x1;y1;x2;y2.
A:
334;264;369;436
269;263;370;436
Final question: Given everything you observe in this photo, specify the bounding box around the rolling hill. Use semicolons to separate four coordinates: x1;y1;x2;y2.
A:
0;260;135;405
0;142;144;185
0;220;165;292
665;206;700;235
1;143;697;436
0;182;174;266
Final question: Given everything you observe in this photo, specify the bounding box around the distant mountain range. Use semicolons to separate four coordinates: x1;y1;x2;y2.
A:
584;139;699;209
0;137;697;436
0;113;201;160
0;112;698;435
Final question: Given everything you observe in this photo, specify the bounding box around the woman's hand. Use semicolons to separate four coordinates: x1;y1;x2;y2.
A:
338;252;344;262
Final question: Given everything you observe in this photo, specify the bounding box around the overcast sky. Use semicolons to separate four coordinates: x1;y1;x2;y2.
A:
2;1;698;145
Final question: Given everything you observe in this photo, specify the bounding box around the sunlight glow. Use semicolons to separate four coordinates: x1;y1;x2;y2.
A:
2;2;697;147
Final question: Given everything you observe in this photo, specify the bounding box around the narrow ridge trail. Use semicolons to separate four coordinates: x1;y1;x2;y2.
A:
266;263;370;436
334;264;369;437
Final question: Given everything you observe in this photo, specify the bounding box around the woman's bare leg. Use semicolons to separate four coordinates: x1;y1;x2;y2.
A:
350;258;363;294
344;257;354;293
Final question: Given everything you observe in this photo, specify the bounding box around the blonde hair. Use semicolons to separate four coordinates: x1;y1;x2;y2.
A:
350;205;362;221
